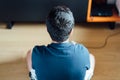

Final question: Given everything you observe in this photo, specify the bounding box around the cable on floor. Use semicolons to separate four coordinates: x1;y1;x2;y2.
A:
86;31;120;49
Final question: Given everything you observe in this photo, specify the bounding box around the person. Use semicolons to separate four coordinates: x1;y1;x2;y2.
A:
26;6;95;80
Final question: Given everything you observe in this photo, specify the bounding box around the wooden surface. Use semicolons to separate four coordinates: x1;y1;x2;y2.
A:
0;23;120;80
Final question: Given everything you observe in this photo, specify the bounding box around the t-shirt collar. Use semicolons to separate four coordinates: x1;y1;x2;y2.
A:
52;39;69;44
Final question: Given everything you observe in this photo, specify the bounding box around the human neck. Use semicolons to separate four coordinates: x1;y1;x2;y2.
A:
52;39;69;43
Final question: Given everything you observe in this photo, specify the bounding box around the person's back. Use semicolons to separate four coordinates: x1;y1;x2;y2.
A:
26;6;95;80
32;42;90;80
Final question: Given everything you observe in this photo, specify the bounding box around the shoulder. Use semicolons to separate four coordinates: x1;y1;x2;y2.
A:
32;45;46;55
71;41;89;53
33;45;46;51
71;41;87;48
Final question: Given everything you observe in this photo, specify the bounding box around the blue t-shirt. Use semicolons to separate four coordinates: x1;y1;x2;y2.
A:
32;42;90;80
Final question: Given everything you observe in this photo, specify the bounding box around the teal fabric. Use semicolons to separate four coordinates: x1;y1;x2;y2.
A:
32;42;90;80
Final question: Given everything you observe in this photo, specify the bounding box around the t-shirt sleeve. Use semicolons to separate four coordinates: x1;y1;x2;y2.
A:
31;46;37;69
31;45;45;69
32;46;40;69
81;45;90;70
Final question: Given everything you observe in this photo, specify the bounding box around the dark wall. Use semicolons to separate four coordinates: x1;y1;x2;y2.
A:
0;0;88;22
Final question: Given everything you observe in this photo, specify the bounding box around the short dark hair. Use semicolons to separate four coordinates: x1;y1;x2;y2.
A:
46;6;74;42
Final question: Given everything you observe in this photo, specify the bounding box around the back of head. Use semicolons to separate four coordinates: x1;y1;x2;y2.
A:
46;6;74;42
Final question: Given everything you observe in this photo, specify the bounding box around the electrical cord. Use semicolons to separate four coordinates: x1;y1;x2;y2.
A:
86;31;120;49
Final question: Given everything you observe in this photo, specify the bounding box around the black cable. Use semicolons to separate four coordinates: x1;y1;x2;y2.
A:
86;31;120;49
